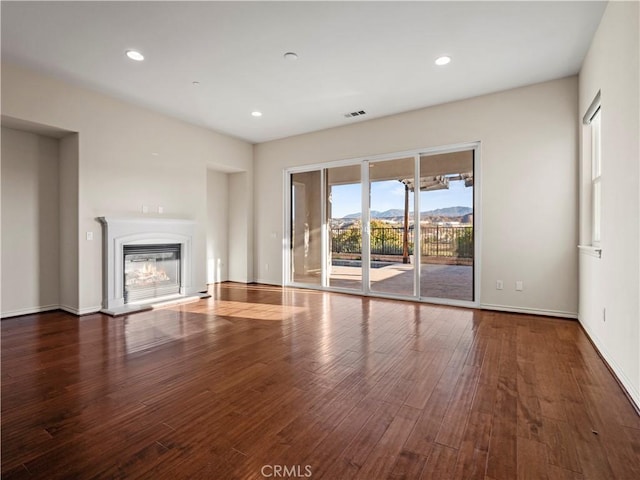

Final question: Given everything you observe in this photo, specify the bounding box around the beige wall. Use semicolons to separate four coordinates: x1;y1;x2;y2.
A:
206;169;229;283
578;1;640;407
228;171;254;283
1;63;254;313
254;77;579;317
58;133;80;312
1;127;60;316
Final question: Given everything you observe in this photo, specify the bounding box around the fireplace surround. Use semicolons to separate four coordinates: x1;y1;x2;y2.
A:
98;217;199;315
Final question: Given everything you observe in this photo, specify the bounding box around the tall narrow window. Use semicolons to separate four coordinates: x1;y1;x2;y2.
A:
583;91;601;248
590;108;601;245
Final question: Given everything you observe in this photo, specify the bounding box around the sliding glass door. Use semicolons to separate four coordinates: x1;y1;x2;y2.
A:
368;157;416;297
418;151;474;302
327;164;362;290
290;171;323;285
287;144;478;307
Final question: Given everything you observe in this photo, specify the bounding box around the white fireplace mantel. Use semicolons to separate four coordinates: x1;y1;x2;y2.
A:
98;217;199;315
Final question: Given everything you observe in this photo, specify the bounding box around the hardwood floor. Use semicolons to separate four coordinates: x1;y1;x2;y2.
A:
2;283;639;479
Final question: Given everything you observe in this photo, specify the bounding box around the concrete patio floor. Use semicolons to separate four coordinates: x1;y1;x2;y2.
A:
328;263;473;301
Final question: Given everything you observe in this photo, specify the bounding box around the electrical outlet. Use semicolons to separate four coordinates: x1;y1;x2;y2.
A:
86;231;93;241
142;205;149;214
158;206;164;214
496;280;503;290
516;281;524;291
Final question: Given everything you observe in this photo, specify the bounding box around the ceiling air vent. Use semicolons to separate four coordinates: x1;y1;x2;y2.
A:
344;110;367;118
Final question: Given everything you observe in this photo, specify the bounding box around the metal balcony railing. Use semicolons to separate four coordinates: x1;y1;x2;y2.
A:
330;225;473;258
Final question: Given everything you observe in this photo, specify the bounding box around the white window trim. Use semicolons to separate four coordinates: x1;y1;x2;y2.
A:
590;107;602;247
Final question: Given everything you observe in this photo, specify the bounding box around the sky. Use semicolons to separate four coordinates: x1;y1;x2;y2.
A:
331;179;472;218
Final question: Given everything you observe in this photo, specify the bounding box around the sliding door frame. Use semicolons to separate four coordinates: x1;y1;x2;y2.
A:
361;160;370;294
417;143;481;308
283;141;481;309
365;154;420;300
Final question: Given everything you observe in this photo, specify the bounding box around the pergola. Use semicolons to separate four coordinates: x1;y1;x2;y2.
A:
398;171;473;263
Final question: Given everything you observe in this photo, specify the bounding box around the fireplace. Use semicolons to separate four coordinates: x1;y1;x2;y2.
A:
99;217;199;315
123;244;181;303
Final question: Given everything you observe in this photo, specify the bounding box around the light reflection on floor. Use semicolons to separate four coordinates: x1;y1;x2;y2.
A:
208;300;307;321
121;299;309;354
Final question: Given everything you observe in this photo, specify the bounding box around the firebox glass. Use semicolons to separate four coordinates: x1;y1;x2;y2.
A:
123;244;181;303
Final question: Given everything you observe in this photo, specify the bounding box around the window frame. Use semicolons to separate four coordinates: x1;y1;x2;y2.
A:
590;107;602;247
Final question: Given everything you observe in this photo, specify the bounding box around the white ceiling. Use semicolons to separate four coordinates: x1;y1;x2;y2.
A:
1;1;606;144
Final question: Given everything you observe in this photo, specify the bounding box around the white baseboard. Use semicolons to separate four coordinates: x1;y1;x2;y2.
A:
1;304;60;319
480;303;578;319
0;303;104;319
254;279;281;286
60;304;102;316
579;318;640;411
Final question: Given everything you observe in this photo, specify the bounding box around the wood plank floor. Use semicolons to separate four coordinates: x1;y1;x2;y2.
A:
2;283;639;479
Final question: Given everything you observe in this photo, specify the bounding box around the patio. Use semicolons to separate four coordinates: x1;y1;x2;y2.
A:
329;261;473;301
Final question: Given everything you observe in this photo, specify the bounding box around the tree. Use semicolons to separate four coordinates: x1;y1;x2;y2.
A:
455;227;473;258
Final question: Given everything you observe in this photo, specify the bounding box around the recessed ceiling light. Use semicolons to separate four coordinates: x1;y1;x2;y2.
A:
192;81;201;86
284;52;298;61
435;55;451;66
125;49;144;61
251;111;263;117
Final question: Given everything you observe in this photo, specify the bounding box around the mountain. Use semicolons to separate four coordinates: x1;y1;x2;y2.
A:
423;206;472;217
342;206;472;219
344;209;404;219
